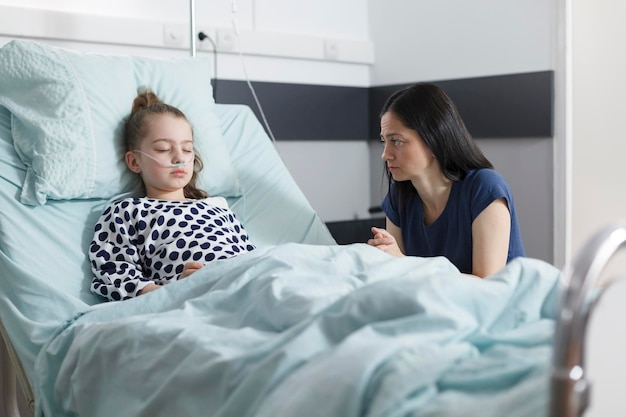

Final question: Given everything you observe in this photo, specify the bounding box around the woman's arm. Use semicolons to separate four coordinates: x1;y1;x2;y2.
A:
471;198;511;278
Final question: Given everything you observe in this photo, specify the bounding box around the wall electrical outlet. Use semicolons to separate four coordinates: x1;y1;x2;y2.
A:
163;24;185;47
216;28;236;52
196;28;217;51
324;40;339;60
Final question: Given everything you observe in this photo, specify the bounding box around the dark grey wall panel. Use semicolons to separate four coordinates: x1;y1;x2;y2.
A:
215;71;553;141
215;80;369;141
370;71;554;139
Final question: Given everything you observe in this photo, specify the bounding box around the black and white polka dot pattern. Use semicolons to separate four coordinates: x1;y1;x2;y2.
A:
89;197;255;302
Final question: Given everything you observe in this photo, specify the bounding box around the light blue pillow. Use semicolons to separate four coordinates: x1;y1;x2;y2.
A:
0;40;241;205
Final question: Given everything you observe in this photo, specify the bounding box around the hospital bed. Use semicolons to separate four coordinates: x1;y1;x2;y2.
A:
0;39;615;417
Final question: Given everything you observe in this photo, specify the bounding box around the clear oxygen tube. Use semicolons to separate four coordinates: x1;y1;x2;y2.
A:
132;150;192;168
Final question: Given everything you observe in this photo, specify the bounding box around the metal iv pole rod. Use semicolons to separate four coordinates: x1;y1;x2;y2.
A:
190;0;197;57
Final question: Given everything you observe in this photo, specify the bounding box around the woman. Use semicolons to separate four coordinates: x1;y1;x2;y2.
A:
367;83;525;278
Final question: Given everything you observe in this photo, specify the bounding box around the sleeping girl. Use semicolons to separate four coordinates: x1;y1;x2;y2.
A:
89;89;255;301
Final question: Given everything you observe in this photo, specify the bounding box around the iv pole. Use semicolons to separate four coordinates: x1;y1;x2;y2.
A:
190;0;196;57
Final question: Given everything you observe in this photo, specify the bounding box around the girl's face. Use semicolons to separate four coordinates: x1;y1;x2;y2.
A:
125;113;194;200
380;111;437;182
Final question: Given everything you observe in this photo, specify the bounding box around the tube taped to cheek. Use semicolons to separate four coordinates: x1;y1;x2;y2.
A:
132;150;192;168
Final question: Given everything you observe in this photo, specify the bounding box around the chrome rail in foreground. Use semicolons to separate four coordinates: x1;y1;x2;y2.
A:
550;222;626;417
0;318;35;417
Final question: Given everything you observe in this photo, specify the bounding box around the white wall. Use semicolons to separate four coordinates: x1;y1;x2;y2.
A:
0;0;372;85
367;0;554;86
570;1;626;416
571;0;626;255
0;0;368;41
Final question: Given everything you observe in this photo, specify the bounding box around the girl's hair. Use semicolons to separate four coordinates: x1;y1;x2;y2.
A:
380;82;493;213
124;89;208;199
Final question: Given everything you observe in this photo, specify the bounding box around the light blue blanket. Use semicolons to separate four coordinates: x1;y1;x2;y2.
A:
34;243;561;417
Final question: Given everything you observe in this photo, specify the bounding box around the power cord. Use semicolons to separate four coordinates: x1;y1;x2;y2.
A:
196;0;277;145
233;30;277;144
229;0;277;144
197;31;218;101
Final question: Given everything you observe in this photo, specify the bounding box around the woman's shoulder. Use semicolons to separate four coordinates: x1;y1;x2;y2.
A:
461;169;513;202
463;168;510;189
464;168;509;187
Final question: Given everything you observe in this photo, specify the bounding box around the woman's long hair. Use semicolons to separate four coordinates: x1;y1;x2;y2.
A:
381;83;492;213
124;89;208;199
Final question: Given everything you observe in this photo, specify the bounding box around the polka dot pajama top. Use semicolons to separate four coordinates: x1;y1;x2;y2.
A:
89;197;255;302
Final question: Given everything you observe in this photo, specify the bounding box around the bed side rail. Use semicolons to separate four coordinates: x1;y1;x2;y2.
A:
550;222;626;417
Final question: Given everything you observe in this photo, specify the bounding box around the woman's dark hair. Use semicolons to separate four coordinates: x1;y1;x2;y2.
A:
124;89;208;200
381;82;492;212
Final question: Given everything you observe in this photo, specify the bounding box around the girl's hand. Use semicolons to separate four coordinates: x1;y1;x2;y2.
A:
367;227;404;257
138;282;160;295
179;262;204;279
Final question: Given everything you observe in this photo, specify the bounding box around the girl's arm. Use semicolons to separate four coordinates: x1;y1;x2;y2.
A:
138;282;160;295
89;207;155;301
90;241;156;301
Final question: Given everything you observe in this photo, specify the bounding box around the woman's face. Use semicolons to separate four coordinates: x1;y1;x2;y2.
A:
380;111;436;182
125;113;194;199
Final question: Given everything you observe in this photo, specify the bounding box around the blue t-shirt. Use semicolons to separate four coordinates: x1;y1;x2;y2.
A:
381;169;525;274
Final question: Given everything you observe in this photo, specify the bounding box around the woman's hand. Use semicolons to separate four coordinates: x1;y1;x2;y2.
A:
367;226;404;257
179;261;204;279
